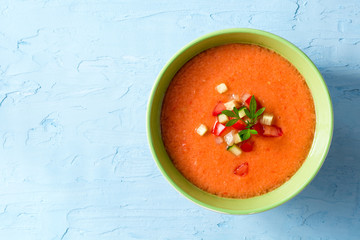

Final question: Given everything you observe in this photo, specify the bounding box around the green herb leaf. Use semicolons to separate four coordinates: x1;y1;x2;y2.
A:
221;110;237;118
241;130;251;141
225;119;239;127
238;129;247;140
244;108;251;118
250;129;258;134
233;96;266;141
233;107;239;116
217;96;265;141
255;107;265;118
250;95;257;117
245;131;251;140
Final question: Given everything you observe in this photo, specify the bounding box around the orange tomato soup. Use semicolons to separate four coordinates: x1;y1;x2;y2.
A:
161;44;315;198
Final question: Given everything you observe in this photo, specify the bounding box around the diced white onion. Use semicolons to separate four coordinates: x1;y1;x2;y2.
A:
241;93;251;102
224;130;235;146
231;94;240;101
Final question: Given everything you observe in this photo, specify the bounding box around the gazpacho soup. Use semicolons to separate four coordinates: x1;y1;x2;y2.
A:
161;44;315;198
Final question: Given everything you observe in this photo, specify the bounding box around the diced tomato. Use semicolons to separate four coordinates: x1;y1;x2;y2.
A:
232;120;246;130
212;102;226;116
252;122;264;136
211;121;226;136
245;96;262;110
263;125;283;137
240;142;253;152
245;96;251;107
234;162;249;176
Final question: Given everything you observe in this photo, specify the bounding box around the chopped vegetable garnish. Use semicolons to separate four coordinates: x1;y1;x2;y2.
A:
218;113;229;124
212;102;226;116
197;92;282;161
216;83;228;94
238;107;246;118
241;93;251;102
224;100;240;110
245;95;262;110
211;121;226;136
234;162;249;176
263;125;283;137
222;96;265;141
196;124;208;136
252;122;264;136
224;130;235;146
231;120;246;130
260;113;274;126
227;145;242;156
233;131;242;144
240;142;253;152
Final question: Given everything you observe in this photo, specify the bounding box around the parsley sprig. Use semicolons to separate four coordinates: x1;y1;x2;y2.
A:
221;95;265;141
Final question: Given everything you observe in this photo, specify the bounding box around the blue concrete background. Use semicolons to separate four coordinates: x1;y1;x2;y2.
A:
0;0;359;239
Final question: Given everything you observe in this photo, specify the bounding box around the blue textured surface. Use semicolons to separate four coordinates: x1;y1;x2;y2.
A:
0;0;359;239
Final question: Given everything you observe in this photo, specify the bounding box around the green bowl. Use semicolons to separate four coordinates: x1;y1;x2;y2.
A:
146;28;333;214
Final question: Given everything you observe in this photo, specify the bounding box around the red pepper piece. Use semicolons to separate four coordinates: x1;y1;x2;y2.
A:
252;122;264;136
240;142;253;152
212;102;226;116
211;121;226;136
263;125;283;137
234;162;249;177
232;120;246;130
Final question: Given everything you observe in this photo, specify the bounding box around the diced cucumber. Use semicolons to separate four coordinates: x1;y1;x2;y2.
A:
224;100;240;110
196;124;208;136
238;107;246;118
218;113;229;124
227;145;242;156
260;113;274;125
215;83;228;94
233;132;242;144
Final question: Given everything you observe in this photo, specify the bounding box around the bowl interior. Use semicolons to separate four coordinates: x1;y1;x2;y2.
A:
147;28;333;214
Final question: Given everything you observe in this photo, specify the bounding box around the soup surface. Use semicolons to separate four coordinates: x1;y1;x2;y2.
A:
161;44;315;198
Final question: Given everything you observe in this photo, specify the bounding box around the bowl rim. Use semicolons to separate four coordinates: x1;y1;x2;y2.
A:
146;28;334;214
